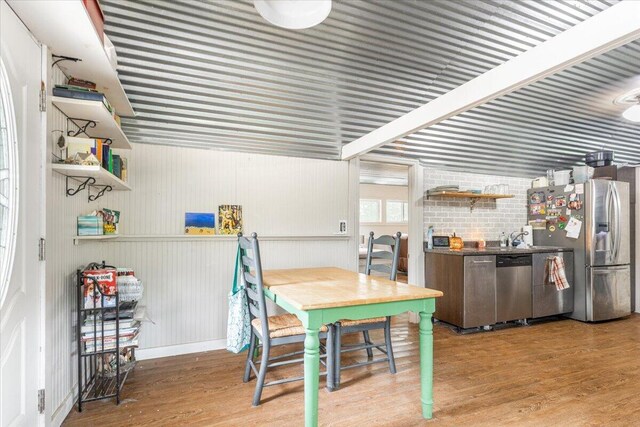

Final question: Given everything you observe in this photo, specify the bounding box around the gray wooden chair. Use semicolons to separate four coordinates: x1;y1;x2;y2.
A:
239;232;333;405
332;231;401;389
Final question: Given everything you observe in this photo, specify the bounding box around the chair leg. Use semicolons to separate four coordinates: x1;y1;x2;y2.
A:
334;322;342;389
384;316;396;374
363;331;374;358
252;341;270;406
243;330;257;383
326;324;335;392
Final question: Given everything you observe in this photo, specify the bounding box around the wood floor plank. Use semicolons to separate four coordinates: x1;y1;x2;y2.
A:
63;314;640;426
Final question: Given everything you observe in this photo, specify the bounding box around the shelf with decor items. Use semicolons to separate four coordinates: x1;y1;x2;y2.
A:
52;96;131;149
426;191;514;212
10;0;135;117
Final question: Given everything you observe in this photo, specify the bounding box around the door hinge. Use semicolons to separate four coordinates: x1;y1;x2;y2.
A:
38;389;45;414
39;82;46;112
38;238;46;261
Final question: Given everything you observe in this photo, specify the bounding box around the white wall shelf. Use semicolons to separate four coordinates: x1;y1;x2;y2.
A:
73;234;119;245
71;234;351;244
52;163;131;191
52;97;131;149
8;0;135;117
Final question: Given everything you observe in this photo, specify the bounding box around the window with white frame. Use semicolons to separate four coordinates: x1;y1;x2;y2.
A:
386;200;409;223
359;199;381;223
0;60;18;308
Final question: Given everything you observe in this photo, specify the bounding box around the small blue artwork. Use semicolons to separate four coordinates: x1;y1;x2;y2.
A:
185;212;216;235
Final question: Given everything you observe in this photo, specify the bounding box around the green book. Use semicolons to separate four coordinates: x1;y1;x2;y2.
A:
112;154;121;179
108;150;113;173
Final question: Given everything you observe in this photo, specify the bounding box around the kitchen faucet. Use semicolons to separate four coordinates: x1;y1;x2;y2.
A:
509;230;530;247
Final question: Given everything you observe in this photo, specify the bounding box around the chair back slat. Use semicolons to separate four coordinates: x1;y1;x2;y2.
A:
364;231;402;281
245;285;260;302
248;302;261;318
370;251;394;260
236;233;270;339
371;235;397;246
238;236;253;250
242;255;256;269
243;271;258;285
369;263;392;274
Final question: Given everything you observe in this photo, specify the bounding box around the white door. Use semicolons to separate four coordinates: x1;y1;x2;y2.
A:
0;1;45;426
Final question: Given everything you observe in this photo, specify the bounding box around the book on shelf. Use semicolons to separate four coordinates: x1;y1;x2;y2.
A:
81;318;139;334
101;144;110;171
81;320;140;337
84;334;139;353
82;329;138;343
53;85;114;114
112;154;121;179
121;157;128;182
100;301;139;321
82;268;117;308
67;78;97;90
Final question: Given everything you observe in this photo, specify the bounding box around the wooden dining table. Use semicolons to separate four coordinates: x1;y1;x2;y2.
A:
262;267;443;427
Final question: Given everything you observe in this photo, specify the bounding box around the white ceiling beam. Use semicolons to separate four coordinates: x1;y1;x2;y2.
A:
341;0;640;160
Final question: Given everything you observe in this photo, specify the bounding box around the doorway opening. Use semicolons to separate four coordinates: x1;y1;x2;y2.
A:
358;161;410;282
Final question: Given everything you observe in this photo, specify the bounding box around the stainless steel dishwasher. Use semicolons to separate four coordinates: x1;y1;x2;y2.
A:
496;254;532;322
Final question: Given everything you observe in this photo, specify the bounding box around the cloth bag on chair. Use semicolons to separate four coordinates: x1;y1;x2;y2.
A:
226;246;251;353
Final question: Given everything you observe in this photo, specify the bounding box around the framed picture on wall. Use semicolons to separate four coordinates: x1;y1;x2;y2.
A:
185;212;216;235
218;205;242;235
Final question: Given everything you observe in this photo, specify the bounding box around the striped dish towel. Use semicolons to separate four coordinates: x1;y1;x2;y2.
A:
549;256;570;290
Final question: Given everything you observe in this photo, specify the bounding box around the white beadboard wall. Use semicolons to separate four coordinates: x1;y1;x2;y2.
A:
46;74;354;420
46;65;101;425
423;169;529;241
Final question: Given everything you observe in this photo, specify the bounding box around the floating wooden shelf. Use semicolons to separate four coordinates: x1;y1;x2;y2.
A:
9;1;135;117
426;191;514;199
51;97;131;149
52;163;131;191
426;191;514;211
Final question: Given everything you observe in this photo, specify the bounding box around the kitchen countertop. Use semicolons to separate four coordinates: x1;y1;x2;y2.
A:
424;246;573;256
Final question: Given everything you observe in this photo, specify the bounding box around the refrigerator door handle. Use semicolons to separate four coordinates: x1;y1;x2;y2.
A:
602;182;613;264
612;183;622;263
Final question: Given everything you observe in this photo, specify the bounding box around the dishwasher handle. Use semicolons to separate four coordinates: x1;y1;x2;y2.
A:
496;254;532;267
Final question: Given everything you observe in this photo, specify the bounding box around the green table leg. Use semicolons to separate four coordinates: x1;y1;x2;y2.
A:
304;327;320;427
419;310;434;419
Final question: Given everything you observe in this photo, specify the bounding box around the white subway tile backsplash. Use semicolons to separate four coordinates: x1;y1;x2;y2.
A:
424;168;529;241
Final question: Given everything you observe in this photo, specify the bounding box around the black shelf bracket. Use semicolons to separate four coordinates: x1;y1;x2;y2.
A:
66;176;96;197
52;54;81;68
88;185;112;202
67;118;97;138
66;118;114;145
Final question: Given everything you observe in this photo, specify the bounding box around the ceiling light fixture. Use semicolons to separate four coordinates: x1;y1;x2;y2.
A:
622;100;640;122
614;88;640;123
253;0;331;30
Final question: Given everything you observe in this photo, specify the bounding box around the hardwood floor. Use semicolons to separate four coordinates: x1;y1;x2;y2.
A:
63;314;640;426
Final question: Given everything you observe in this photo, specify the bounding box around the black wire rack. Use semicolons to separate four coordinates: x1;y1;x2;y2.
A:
76;261;138;412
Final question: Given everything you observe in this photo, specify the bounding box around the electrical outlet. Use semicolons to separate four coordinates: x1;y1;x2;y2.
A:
339;220;347;234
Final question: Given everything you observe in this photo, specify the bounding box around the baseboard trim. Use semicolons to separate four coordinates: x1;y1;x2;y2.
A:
51;389;75;427
136;338;227;360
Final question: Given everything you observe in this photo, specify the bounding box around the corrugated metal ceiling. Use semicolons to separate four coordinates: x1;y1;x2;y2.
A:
360;161;408;186
101;0;640;177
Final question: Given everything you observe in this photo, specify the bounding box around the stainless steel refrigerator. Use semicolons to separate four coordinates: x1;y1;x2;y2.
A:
527;180;631;321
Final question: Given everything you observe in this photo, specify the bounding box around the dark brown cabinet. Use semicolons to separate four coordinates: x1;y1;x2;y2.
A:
425;249;575;330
